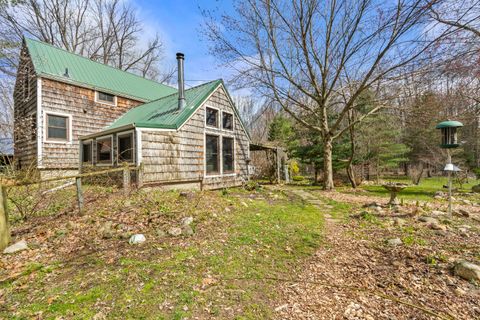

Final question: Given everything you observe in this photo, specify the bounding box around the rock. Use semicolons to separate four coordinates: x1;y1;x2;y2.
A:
181;216;194;226
128;234;146;244
224;207;231;213
454;287;466;296
461;199;472;205
459;209;470;217
434;191;445;197
92;311;106;320
3;240;28;254
373;206;383;213
418;216;438;224
99;221;114;239
387;238;403;246
274;304;288;312
168;227;182;237
431;210;446;217
472;185;480;193
363;202;380;208
393;218;406;227
454;260;480;282
179;191;194;199
434;230;448;236
428;222;446;231
458;228;469;237
182;225;194;236
156;229;167;238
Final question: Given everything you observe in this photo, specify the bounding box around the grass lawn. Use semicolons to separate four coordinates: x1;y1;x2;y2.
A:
1;187;331;319
348;177;479;202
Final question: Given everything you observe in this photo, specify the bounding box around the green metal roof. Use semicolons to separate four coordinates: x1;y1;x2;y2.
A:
435;120;464;129
108;80;223;130
24;38;176;101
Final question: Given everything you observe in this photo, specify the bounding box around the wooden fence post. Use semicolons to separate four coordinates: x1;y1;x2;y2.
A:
123;167;130;195
0;184;10;251
75;177;84;214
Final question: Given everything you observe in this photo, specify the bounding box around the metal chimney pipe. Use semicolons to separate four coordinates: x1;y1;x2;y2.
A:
176;52;185;109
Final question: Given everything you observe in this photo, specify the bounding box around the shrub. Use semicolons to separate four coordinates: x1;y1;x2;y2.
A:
292;175;304;182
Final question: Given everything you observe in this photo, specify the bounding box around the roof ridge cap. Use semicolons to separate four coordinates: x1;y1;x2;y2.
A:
25;37;175;90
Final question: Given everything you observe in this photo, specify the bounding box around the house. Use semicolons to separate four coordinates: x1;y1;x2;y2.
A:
14;38;251;189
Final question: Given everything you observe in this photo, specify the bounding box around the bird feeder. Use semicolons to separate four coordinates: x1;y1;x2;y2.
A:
435;120;463;148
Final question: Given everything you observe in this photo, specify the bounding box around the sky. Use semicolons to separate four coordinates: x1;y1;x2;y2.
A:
133;0;236;88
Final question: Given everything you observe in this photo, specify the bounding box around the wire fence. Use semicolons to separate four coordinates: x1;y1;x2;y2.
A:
0;164;141;251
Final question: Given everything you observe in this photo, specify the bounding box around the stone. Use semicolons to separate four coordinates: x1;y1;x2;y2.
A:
472;185;480;193
182;225;194;236
224;207;231;213
181;216;194;226
168;227;182;237
431;210;446;217
387;238;403;246
92;311;106;320
454;260;480;282
454;287;466;296
458;228;469;237
156;229;167;238
434;230;448;236
3;240;28;254
459;209;470;217
418;216;438;224
461;199;472;205
393;218;406;227
363;202;380;208
434;191;445;197
129;234;146;244
99;221;114;239
428;222;446;231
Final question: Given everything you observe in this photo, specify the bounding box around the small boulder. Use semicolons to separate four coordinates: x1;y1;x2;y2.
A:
99;221;114;239
428;222;446;231
454;260;480;282
431;210;446;217
459;209;470;217
156;229;167;238
3;240;28;254
182;225;194;236
393;218;406;227
224;207;231;213
181;216;194;226
461;199;472;205
168;227;182;237
434;191;445;197
471;185;480;193
129;234;146;244
418;216;438;224
387;238;403;246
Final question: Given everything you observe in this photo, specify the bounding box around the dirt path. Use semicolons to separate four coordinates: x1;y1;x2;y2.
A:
274;188;479;320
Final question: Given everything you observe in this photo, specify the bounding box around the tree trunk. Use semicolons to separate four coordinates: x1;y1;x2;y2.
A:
347;165;356;188
323;136;334;190
346;116;357;188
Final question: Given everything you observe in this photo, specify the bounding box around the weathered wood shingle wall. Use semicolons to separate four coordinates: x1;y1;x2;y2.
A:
13;46;38;169
40;79;142;169
141;85;250;190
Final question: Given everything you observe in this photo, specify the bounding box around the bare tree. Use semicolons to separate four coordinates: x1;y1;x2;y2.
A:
203;0;453;189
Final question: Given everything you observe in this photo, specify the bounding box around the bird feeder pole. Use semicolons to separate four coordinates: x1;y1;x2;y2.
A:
436;120;463;217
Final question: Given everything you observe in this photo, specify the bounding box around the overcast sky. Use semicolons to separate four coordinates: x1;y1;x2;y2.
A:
134;0;235;88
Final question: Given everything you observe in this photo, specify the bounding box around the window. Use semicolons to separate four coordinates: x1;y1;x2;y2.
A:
82;141;92;163
46;114;68;141
222;137;234;173
206;107;218;128
118;132;134;162
96;91;116;105
222;112;233;130
205;134;219;175
96;137;112;164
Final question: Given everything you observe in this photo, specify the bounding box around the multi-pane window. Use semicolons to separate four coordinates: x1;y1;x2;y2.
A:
97;91;115;104
206;107;218;127
223;112;233;130
222;137;234;173
96;137;112;163
205;134;219;175
82;141;92;163
46;114;68;141
118;133;134;162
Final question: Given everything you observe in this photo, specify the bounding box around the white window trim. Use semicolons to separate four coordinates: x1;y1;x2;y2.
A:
81;139;93;164
116;130;135;164
204;132;236;178
43;111;73;144
95;134;114;166
222;111;234;131
205;106;220;129
95;91;117;107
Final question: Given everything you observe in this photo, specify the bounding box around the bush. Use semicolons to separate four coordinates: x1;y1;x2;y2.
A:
292;175;304;182
473;168;480;180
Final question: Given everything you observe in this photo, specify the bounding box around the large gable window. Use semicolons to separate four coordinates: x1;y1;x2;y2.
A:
96;136;112;164
46;114;69;141
205;134;219;175
222;137;234;173
206;107;218;128
118;132;134;163
222;112;233;130
96;91;116;105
